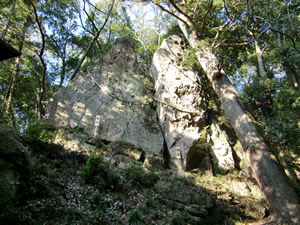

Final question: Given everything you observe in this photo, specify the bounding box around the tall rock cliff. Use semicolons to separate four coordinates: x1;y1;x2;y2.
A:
150;35;208;171
45;39;164;153
150;35;241;173
45;36;245;174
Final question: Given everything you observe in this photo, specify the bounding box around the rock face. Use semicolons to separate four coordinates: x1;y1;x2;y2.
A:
150;35;207;170
208;122;235;173
0;128;32;211
45;39;164;153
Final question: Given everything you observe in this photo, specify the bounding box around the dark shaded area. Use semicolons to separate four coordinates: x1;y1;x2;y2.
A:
0;39;21;61
0;135;267;225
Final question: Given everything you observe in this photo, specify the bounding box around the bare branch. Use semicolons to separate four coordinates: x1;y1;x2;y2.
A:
220;40;254;47
212;18;230;48
86;0;107;15
152;2;188;28
70;0;115;80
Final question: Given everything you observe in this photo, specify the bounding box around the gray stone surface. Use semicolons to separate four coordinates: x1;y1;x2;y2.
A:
150;35;207;170
45;39;164;153
53;128;96;155
208;122;235;173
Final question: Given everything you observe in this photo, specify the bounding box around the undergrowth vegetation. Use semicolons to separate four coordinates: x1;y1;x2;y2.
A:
0;125;268;224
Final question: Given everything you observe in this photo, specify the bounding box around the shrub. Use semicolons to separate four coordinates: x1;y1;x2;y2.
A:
22;122;54;143
125;162;158;188
79;154;122;191
171;213;187;225
128;209;145;225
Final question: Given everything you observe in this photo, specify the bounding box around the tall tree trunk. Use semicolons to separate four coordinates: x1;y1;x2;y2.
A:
167;2;300;223
277;33;299;90
5;56;21;126
5;15;29;125
282;61;300;90
254;39;267;79
28;0;47;120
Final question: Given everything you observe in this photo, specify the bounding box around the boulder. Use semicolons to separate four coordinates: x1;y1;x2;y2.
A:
0;128;32;211
208;122;235;173
45;38;164;154
150;35;207;171
53;128;96;155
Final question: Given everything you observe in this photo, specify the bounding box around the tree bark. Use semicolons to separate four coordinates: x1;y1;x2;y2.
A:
282;61;300;90
254;39;267;79
28;0;47;120
169;2;300;223
5;56;21;126
4;15;29;126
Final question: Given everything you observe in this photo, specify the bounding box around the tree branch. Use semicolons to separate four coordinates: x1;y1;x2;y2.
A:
212;18;230;48
199;0;214;38
269;27;299;52
70;0;115;80
152;2;188;28
168;0;200;38
27;0;45;61
86;0;107;15
220;40;254;47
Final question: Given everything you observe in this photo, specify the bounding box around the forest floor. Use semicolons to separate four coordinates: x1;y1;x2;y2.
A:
1;139;267;225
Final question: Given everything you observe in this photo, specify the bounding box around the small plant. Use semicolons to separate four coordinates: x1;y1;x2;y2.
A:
128;209;145;225
74;126;86;134
171;213;187;225
125;162;158;188
22;122;54;143
79;153;122;191
78;153;109;188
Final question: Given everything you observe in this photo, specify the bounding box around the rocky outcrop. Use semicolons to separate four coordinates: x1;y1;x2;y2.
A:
53;128;97;155
52;127;165;170
150;35;207;170
0;128;32;211
208;122;235;173
45;39;164;154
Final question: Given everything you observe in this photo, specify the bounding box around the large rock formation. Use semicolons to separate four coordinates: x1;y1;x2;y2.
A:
150;35;243;173
150;35;207;170
45;39;164;153
46;35;247;174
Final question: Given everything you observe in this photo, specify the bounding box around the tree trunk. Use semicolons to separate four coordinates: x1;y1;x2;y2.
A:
175;10;300;225
4;15;29;125
37;64;46;120
282;61;300;90
254;39;267;79
28;0;47;120
5;56;21;126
